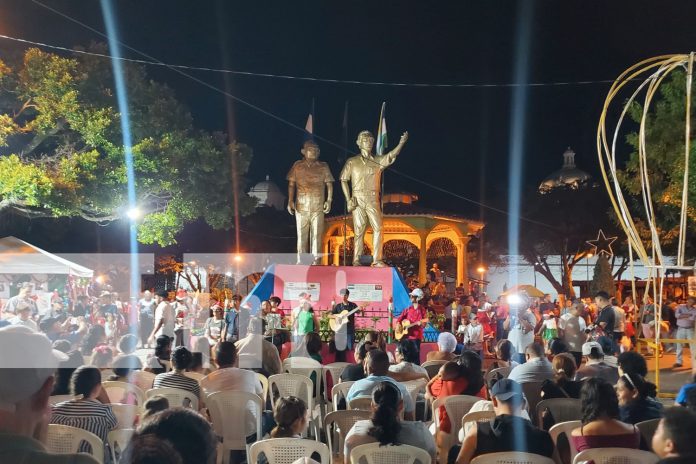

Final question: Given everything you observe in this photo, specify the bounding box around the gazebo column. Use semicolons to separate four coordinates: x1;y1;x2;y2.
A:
457;237;470;291
418;232;428;284
333;238;341;266
321;236;331;266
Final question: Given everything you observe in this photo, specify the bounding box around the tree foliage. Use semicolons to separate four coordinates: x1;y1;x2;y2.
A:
618;70;696;256
518;184;620;298
0;46;256;245
589;254;616;297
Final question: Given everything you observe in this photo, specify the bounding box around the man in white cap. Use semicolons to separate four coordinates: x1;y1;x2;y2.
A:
0;325;98;463
395;288;428;350
575;340;619;384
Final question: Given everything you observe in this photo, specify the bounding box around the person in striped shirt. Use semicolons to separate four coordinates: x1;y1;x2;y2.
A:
153;346;201;404
50;366;117;462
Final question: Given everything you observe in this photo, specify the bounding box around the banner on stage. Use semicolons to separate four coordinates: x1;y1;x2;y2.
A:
283;282;320;301
347;283;383;302
689;276;696;297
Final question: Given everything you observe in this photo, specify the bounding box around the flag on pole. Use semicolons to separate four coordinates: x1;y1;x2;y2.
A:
304;98;315;142
376;101;388;155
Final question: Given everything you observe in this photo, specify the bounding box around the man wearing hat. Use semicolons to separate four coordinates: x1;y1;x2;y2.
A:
331;288;358;362
3;282;38;318
451;378;554;464
395;288;428;349
0;326;98;463
575;340;619;384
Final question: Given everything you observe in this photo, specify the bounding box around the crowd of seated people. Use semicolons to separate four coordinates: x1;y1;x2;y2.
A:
4;286;696;464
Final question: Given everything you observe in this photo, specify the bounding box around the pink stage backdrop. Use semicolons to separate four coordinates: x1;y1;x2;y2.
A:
271;264;400;331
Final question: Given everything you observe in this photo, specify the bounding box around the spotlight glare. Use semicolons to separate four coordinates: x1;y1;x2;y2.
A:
126;207;141;220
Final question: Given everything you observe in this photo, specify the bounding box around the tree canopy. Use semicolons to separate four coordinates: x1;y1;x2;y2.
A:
0;46;256;246
618;70;696;257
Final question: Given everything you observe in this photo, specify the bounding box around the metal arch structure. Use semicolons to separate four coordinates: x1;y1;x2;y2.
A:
597;53;695;394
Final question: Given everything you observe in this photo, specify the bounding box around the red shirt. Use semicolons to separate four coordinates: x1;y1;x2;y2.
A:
397;305;427;340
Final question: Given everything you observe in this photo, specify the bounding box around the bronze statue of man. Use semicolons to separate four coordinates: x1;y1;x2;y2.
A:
287;140;334;264
340;130;408;266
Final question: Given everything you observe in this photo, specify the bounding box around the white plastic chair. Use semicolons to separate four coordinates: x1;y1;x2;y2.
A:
323;363;350;395
572;448;659;464
131;370;156;392
535;398;582;428
49;394;75;405
470;451;555;464
323;409;371;458
146;387;199;410
432;395;481;463
348;397;372;411
102;381;146;408
183;371;206;382
402;379;427;419
421;360;447;379
46;424;105;463
107;428;135;464
249;438;330;464
549;420;581;464
484;366;513;387
520;382;545;425
331;381;355;411
349;442;431;464
109;403;139;429
635;418;661;447
257;372;269;404
269;373;317;439
207;391;263;464
457;410;496;442
285;363;326;426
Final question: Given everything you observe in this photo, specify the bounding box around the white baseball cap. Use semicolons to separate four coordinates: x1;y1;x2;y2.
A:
409;288;424;299
581;341;603;356
0;325;68;411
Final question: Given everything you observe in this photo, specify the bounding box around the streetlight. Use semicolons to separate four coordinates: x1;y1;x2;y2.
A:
477;265;486;291
533;262;539;287
586;253;593;292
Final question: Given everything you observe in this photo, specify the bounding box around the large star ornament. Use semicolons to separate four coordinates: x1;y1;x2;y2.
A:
586;229;617;257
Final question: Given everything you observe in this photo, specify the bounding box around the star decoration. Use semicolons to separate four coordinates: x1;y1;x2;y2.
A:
586;229;617;257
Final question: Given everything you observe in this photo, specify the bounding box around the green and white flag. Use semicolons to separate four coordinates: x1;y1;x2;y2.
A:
376;102;387;155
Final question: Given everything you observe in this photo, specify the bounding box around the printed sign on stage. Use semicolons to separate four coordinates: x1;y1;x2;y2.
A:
283;282;320;301
347;283;383;302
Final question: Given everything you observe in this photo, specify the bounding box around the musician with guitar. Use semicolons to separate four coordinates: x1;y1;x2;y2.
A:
395;288;429;349
329;288;359;361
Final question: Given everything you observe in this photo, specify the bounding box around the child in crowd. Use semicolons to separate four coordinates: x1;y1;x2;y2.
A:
537;312;558;350
463;313;483;358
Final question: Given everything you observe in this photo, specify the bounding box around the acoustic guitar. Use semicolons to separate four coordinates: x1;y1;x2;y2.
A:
394;318;429;340
328;303;367;332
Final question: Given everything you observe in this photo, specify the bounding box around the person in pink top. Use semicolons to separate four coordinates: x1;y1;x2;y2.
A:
395;288;428;349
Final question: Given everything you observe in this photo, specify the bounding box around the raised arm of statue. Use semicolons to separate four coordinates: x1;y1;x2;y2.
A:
381;131;409;166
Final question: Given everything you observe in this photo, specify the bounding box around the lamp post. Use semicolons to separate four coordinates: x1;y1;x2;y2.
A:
477;265;486;292
533;262;539;288
586;253;593;294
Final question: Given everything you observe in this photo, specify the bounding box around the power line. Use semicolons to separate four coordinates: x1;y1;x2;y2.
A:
0;32;619;89
26;0;555;230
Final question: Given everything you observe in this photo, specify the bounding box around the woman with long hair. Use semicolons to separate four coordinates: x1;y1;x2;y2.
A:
541;353;582;399
344;382;435;463
571;377;640;453
270;396;308;438
616;372;663;424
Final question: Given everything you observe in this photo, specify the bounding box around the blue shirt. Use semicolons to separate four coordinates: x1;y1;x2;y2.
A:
346;375;415;413
676;383;696;405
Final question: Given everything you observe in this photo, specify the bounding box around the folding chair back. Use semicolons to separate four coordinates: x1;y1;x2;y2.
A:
109;403;139;429
249;438;330;464
207;390;263;463
536;398;582;428
349;442;431;464
146;387;199;410
324;409;371;458
572;448;659;464
46;424;104;463
421;360;447;379
107;428;135;464
470;451;555;464
102;381;146;407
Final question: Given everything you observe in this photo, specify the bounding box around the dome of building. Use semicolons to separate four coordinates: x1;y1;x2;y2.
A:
249;175;286;210
538;147;592;193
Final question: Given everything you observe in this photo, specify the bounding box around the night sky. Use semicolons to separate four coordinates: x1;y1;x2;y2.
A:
1;0;696;252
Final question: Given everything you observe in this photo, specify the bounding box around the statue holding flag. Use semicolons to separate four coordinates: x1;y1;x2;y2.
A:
340;126;408;266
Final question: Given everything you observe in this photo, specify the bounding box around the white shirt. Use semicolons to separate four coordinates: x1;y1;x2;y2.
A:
463;324;483;349
154;301;175;338
507;310;536;354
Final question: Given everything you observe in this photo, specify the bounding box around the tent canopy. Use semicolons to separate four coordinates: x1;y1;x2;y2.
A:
0;236;93;278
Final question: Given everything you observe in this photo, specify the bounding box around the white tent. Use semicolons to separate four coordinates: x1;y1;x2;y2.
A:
0;236;93;278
